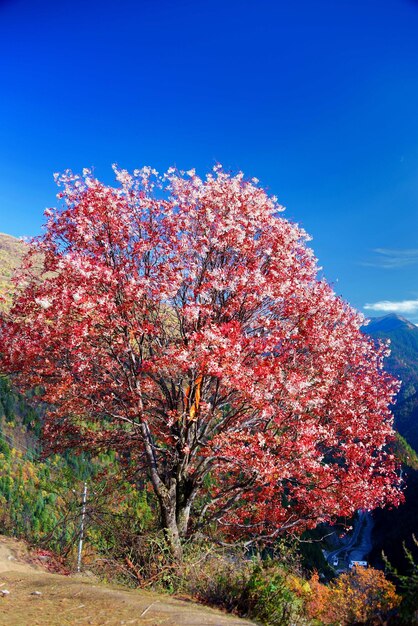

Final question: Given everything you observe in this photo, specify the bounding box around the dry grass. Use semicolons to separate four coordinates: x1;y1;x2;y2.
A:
0;536;255;626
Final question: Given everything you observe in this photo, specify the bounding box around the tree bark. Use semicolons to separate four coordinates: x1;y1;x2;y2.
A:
176;500;192;538
158;482;183;561
157;477;198;558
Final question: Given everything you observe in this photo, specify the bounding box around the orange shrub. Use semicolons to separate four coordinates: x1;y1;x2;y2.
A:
306;567;400;625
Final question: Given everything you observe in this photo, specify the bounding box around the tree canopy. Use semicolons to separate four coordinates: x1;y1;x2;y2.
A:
0;165;402;556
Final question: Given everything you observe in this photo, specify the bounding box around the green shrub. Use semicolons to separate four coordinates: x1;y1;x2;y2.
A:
178;546;307;626
246;562;306;625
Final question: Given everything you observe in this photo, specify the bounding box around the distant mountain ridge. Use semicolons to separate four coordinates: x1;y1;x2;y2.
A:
366;312;417;333
364;314;418;575
363;313;418;452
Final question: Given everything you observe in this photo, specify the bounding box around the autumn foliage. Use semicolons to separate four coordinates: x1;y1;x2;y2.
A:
307;567;401;625
0;165;402;555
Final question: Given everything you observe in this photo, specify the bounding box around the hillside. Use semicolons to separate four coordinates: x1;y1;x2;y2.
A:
363;313;418;452
0;233;28;308
362;314;418;577
0;535;254;626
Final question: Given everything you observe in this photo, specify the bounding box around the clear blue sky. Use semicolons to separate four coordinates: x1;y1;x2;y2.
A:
1;0;418;320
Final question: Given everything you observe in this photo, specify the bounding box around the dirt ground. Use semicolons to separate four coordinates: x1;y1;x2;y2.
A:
0;536;255;626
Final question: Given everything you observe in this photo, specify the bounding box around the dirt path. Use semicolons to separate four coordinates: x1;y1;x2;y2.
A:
0;535;47;574
0;537;255;626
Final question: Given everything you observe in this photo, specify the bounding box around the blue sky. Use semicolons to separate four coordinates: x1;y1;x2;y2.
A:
1;0;418;320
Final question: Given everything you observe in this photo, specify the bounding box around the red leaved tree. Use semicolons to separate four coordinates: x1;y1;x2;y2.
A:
0;166;402;557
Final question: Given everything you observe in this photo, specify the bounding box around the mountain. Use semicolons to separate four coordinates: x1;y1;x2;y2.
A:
363;314;418;576
366;313;417;333
0;233;28;308
363;313;418;452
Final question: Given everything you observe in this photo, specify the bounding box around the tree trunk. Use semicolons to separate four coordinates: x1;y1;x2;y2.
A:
157;479;198;558
176;501;192;538
176;477;197;538
158;483;183;561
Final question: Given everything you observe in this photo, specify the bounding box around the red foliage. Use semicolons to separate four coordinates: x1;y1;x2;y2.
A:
0;165;402;543
31;548;71;575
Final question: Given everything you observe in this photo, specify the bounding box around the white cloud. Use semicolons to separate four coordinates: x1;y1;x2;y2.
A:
364;299;418;313
361;248;418;269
